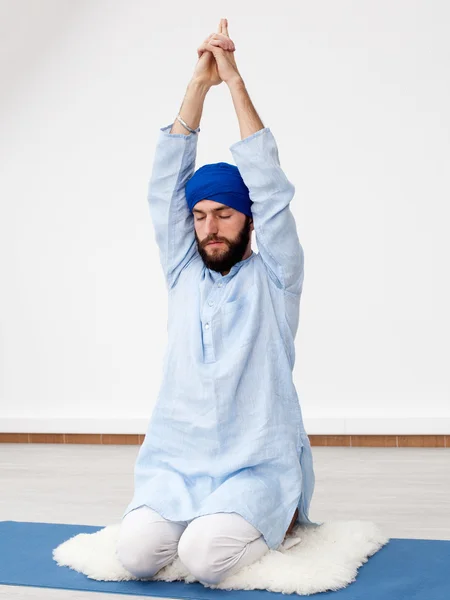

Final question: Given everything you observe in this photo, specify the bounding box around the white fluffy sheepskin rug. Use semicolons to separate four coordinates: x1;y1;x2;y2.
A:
53;520;389;594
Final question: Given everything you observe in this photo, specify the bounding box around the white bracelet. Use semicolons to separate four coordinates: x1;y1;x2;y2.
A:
176;114;197;134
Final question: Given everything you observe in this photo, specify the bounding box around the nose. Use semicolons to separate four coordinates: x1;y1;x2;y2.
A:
204;215;219;237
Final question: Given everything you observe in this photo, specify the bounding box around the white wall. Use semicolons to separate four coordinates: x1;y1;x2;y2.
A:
1;0;449;435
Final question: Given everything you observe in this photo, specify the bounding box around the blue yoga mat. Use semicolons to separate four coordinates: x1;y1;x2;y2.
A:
0;521;449;599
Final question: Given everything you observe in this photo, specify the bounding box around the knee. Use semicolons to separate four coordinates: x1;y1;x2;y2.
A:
116;535;159;579
116;523;175;579
177;528;223;585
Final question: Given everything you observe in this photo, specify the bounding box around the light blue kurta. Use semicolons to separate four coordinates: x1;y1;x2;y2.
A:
123;122;319;550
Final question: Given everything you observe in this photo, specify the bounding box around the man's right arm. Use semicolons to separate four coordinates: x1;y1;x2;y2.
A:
169;79;210;134
148;79;210;290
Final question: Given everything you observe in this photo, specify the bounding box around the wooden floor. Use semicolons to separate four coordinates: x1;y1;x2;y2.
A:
1;443;449;599
1;433;448;447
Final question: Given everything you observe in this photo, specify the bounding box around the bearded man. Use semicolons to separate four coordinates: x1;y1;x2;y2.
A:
117;18;318;586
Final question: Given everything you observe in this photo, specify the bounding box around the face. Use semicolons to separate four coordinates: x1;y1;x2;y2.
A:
193;200;254;274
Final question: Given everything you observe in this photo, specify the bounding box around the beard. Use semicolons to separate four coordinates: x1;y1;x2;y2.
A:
195;216;252;274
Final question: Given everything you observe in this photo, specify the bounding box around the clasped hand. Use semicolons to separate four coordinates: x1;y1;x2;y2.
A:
192;18;242;88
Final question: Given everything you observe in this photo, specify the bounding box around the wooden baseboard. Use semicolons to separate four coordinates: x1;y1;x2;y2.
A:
0;433;448;447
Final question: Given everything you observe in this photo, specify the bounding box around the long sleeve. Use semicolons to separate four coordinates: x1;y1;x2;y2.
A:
229;127;304;295
147;122;200;290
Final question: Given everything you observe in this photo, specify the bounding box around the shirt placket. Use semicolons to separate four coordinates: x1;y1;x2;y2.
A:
203;279;225;363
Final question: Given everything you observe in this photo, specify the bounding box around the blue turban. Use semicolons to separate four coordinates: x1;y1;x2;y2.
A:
185;162;253;218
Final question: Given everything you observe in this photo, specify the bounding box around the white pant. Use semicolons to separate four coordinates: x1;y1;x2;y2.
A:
116;505;270;585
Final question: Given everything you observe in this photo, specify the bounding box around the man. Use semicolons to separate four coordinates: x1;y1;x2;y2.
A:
117;19;318;586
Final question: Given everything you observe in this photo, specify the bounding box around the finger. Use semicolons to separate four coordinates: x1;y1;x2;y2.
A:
205;41;225;58
210;33;234;49
198;33;216;55
209;40;225;52
210;38;234;51
197;40;213;58
211;33;228;41
223;18;229;37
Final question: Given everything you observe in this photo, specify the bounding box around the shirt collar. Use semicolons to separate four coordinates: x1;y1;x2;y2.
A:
208;251;255;282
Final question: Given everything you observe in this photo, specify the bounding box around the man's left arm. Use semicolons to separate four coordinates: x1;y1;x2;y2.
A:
227;79;304;295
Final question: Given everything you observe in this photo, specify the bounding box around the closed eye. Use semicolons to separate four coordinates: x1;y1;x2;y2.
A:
195;216;231;221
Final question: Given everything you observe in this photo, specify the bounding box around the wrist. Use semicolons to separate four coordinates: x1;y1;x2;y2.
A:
188;78;211;95
226;76;245;90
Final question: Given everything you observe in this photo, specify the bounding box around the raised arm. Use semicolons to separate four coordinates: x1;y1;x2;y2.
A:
148;22;235;290
204;22;304;294
229;114;304;295
148;80;206;291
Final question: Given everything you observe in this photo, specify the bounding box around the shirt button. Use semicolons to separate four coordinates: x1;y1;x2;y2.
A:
208;300;214;306
204;323;210;329
218;282;223;288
